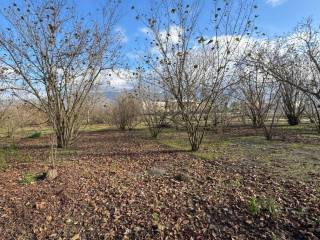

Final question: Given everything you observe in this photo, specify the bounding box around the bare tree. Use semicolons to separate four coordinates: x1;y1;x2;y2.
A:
249;39;306;126
138;88;170;138
294;19;320;132
238;65;268;128
134;69;172;138
111;92;141;130
293;19;320;100
0;0;122;148
238;63;281;139
0;94;9;124
250;20;320;130
81;90;109;125
136;0;256;151
305;95;320;133
210;94;234;133
280;81;305;126
0;68;8;122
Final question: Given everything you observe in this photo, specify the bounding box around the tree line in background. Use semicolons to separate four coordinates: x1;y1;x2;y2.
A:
0;0;319;152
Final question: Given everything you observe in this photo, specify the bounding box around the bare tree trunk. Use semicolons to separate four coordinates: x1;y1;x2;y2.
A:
55;127;71;149
286;114;300;126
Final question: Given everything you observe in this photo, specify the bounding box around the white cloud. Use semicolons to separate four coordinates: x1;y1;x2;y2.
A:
139;27;150;35
115;26;128;43
140;25;182;44
266;0;287;7
98;69;133;91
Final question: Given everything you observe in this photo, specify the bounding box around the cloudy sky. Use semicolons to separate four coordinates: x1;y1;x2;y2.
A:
76;0;320;91
1;0;320;94
72;0;320;52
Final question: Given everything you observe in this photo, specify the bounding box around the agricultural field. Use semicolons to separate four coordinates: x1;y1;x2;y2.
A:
0;124;319;239
1;0;320;239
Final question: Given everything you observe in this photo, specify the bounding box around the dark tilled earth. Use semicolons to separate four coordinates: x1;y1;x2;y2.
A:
0;130;319;240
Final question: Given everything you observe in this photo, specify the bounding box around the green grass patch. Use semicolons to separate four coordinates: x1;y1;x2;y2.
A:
19;172;37;185
28;131;42;138
248;196;261;215
150;128;320;182
0;151;8;171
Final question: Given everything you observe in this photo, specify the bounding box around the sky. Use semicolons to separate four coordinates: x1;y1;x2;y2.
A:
75;0;320;67
1;0;320;93
76;0;320;39
79;0;320;91
2;0;320;43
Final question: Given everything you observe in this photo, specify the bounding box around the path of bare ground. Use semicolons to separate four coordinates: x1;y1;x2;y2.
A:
0;129;319;240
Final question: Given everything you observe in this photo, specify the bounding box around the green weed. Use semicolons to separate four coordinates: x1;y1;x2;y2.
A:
28;131;42;138
19;173;37;185
248;196;261;215
0;154;8;171
248;196;280;218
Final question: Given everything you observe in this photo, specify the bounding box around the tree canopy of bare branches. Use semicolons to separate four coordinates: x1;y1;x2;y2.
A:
250;19;320;132
135;72;171;138
111;92;141;130
136;0;257;151
0;0;122;148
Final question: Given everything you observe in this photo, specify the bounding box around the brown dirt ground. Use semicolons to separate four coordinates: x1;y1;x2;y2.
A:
0;129;319;240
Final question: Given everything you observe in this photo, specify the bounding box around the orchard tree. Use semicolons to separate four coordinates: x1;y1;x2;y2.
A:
0;0;122;148
239;63;281;139
305;95;320;133
238;66;265;128
0;69;9;124
238;62;281;139
293;19;320;100
135;69;172;138
111;92;141;130
251;19;320;130
249;39;306;126
135;0;257;151
280;80;305;126
0;92;10;125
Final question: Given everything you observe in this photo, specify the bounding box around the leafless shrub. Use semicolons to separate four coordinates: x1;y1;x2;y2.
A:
111;92;141;130
0;0;122;148
134;70;172;138
0;101;43;142
82;92;110;125
238;62;281;140
250;19;320;131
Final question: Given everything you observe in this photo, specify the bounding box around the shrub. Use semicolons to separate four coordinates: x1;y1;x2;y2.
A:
111;93;141;130
28;131;42;139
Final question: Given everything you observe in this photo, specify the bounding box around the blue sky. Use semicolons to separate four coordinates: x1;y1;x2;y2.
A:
2;0;320;52
1;0;320;92
78;0;320;39
75;0;320;60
